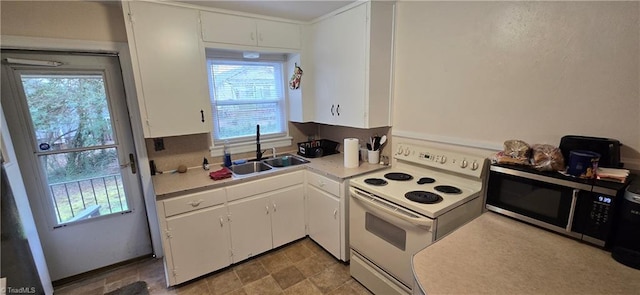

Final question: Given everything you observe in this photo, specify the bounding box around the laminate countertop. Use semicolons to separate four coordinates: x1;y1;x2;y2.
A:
152;153;388;199
413;212;640;294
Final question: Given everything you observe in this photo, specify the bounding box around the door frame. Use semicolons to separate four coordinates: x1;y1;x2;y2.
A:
1;35;163;258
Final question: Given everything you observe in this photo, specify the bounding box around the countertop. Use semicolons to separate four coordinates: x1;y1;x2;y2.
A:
152;153;388;199
412;212;640;294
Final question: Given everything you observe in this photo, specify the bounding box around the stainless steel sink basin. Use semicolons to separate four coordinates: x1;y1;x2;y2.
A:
262;154;309;167
229;161;272;175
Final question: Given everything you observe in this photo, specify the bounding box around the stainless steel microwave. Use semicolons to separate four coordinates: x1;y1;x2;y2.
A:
486;165;621;247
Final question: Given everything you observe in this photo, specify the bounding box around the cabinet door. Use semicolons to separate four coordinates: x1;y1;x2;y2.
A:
228;196;272;263
200;11;257;46
257;20;301;49
126;2;211;138
165;205;230;285
310;19;337;125
331;3;368;128
270;185;306;248
307;185;341;259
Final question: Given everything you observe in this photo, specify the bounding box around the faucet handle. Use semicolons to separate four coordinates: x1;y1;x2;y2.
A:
271;147;277;158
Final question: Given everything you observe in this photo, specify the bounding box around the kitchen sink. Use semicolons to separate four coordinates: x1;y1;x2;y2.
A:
229;161;272;175
262;154;310;167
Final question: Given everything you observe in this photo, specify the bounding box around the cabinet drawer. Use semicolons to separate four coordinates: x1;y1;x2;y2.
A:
163;188;226;217
307;171;340;196
227;171;304;202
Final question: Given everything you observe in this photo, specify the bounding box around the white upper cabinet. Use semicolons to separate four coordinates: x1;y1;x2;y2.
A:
123;1;212;138
200;11;301;50
306;1;395;128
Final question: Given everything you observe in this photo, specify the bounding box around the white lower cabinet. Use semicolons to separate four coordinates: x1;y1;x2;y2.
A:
227;195;274;263
226;171;305;263
157;188;230;286
307;184;341;258
306;171;348;261
165;205;230;285
156;169;349;286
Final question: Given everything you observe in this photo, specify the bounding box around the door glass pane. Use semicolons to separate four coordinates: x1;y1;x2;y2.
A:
365;212;406;251
41;148;128;224
21;74;114;152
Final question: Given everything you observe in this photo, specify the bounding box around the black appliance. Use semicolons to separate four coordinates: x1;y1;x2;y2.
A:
487;164;629;248
559;135;622;168
611;184;640;269
297;139;339;158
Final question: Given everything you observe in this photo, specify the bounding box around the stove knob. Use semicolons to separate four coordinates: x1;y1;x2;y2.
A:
404;148;411;156
471;161;479;170
460;159;468;168
397;146;403;155
440;156;447;164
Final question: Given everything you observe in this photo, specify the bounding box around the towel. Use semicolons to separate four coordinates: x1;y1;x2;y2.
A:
209;167;232;180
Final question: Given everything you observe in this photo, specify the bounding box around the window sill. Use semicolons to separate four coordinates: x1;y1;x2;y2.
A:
209;136;293;157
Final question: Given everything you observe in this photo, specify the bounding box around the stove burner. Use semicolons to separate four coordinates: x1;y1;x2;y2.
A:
417;177;435;184
434;185;462;194
405;191;443;204
384;172;413;181
364;178;388;186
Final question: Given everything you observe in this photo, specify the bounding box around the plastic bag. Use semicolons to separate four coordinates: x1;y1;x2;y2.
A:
531;144;565;171
503;139;531;159
491;140;531;165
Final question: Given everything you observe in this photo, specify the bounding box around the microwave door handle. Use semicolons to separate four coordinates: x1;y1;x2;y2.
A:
566;189;580;232
351;189;433;230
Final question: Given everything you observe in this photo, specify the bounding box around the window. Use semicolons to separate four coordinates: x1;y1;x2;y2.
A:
207;58;287;148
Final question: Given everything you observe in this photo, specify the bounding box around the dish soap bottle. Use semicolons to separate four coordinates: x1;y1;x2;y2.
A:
223;141;232;167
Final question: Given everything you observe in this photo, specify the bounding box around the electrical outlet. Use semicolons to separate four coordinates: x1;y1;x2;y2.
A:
153;138;164;151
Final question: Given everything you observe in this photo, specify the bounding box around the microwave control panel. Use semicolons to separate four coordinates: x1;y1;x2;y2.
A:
575;191;616;242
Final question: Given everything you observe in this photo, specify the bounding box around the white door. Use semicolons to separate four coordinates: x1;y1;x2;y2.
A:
1;50;152;280
227;196;272;263
307;185;341;258
270;185;305;248
165;205;230;285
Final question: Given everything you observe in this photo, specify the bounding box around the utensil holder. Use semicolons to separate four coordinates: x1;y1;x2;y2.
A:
368;150;380;164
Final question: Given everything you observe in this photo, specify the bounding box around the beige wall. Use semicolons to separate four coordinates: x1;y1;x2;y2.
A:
0;1;126;42
393;1;640;168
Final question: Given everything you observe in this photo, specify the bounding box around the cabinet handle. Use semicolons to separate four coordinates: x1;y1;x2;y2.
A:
331;104;335;116
200;110;205;122
266;205;270;215
250;32;255;41
273;203;277;212
318;180;325;187
219;217;224;227
188;199;204;207
259;32;263;42
333;209;338;219
336;104;340;116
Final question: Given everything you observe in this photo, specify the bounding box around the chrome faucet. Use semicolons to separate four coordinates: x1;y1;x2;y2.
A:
271;147;277;159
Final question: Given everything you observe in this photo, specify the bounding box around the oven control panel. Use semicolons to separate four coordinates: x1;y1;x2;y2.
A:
395;143;486;178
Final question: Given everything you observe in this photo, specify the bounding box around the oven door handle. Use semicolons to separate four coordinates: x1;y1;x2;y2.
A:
351;189;433;230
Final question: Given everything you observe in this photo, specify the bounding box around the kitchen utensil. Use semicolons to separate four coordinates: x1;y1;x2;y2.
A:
379;135;387;146
366;143;372;150
373;136;381;151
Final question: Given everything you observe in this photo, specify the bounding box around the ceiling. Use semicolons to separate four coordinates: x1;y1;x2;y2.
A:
175;1;356;22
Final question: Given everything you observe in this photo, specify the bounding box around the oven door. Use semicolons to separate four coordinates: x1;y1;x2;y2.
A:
486;166;590;235
349;187;434;290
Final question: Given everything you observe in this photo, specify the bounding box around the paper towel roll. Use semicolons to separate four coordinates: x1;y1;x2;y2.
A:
344;138;359;168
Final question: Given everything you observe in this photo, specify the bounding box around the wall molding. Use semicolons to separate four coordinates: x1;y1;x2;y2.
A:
393;130;503;152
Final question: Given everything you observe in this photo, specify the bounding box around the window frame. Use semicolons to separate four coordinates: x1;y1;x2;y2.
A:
205;53;291;156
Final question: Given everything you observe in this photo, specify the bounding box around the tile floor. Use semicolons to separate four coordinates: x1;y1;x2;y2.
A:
54;238;372;295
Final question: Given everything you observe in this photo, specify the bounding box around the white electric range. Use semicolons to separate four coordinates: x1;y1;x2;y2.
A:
349;143;487;295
